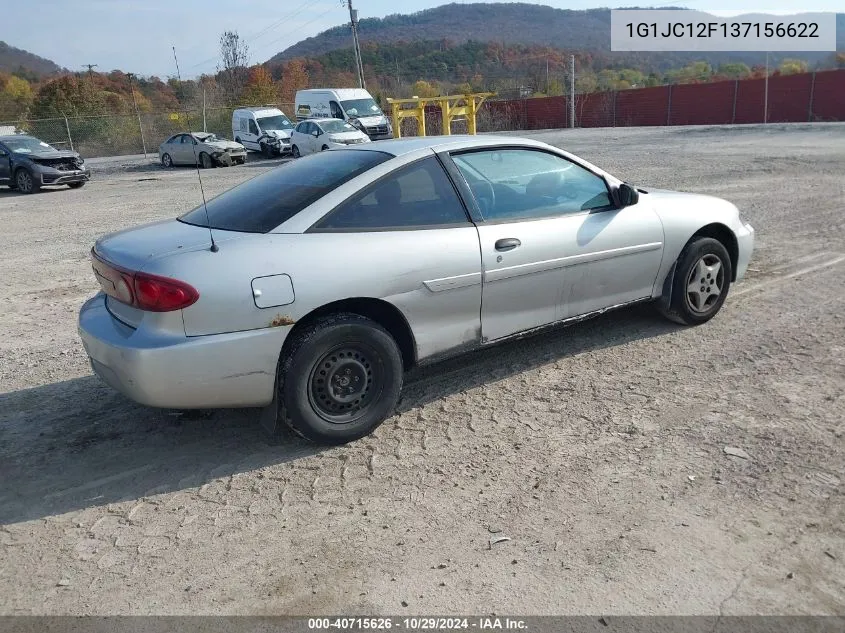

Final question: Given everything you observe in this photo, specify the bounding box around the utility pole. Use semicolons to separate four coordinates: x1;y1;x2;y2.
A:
83;63;98;77
346;0;365;89
764;51;769;124
126;73;148;158
569;54;575;128
545;57;549;94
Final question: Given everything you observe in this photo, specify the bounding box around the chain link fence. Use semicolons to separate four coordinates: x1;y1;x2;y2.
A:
3;70;843;156
1;103;296;159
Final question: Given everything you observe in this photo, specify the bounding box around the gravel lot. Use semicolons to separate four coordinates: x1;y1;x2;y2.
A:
1;124;843;615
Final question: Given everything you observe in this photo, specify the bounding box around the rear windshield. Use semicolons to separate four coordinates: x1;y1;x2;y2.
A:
178;150;391;233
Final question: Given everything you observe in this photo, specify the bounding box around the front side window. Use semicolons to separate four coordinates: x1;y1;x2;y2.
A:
248;120;259;135
180;135;194;144
313;157;470;231
451;149;612;222
179;150;392;233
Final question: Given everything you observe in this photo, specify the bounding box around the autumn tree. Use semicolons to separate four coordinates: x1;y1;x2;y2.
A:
31;75;107;118
411;80;439;97
241;65;277;105
218;31;249;105
0;73;34;118
779;59;809;75
278;59;309;103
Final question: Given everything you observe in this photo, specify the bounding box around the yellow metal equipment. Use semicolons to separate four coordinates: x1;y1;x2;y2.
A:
386;92;495;138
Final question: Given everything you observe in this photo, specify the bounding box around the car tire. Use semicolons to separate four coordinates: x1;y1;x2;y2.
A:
68;181;85;189
291;145;301;158
235;137;241;145
261;142;273;159
161;153;173;168
659;237;732;326
14;168;38;194
199;152;213;169
321;145;329;151
280;313;403;445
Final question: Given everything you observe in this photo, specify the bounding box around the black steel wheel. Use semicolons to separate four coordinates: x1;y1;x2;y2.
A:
280;313;403;444
291;145;301;158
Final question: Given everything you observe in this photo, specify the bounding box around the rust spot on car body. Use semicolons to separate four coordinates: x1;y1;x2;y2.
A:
269;314;296;327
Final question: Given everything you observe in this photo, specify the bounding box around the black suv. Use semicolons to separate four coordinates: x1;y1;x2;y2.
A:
0;134;91;194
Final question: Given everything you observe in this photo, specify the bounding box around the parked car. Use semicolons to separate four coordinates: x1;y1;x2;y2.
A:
232;107;294;157
78;135;754;445
159;132;246;168
0;134;90;193
295;88;393;140
290;118;370;157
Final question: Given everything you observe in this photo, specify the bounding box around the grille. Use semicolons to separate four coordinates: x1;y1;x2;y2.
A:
365;125;389;136
35;158;80;171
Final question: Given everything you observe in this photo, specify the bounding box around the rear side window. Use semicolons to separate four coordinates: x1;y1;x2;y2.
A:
313;157;470;231
179;150;392;233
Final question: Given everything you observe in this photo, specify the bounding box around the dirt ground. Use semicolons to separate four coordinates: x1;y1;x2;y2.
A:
1;124;843;616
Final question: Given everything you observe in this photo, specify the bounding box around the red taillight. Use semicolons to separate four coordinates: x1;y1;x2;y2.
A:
91;249;199;312
134;273;199;312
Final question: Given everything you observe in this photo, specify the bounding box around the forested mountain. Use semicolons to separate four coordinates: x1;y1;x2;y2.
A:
0;41;63;78
270;4;845;70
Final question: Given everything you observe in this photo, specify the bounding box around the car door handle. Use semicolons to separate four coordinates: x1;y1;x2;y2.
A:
495;238;521;252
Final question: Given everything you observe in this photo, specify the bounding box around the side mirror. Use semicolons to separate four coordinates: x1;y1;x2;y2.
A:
0;150;7;157
312;130;320;137
617;183;639;208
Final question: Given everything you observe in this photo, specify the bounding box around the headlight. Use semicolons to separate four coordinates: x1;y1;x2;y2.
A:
351;119;365;130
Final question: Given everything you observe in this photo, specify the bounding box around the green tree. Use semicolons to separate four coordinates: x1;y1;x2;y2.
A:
717;63;751;79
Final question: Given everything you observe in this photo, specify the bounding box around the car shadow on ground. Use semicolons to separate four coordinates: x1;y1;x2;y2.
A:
0;187;79;198
0;304;679;525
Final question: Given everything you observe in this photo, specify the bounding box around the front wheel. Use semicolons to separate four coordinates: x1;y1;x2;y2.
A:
199;152;213;169
261;143;274;159
15;168;38;194
321;145;329;152
291;145;301;158
659;237;732;325
281;314;403;444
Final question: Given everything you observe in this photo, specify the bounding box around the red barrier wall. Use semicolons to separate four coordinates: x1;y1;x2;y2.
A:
482;69;845;130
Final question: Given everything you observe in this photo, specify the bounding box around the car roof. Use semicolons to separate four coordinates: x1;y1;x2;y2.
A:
354;134;549;157
0;134;35;142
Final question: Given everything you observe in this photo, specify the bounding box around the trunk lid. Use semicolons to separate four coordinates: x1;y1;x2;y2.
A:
93;219;222;271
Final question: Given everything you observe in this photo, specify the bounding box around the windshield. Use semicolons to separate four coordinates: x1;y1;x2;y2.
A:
257;115;294;131
340;98;382;118
321;119;357;134
3;136;56;154
179;150;392;233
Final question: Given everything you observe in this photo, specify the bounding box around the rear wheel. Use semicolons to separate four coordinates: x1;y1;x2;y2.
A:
68;181;85;189
321;144;329;151
15;168;38;194
291;145;301;158
161;153;173;168
659;237;732;325
280;313;403;444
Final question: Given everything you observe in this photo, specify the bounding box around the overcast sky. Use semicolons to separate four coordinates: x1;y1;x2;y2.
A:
5;0;840;78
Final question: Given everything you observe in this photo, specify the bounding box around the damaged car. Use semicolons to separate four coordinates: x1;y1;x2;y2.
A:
0;134;91;193
158;132;247;168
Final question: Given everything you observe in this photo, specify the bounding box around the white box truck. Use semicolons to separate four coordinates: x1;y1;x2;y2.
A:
231;107;295;157
294;89;393;141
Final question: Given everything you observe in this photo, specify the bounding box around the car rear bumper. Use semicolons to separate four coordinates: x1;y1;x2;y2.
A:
735;222;755;282
78;293;288;409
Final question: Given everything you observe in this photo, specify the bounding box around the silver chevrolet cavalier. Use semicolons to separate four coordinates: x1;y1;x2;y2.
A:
78;135;754;444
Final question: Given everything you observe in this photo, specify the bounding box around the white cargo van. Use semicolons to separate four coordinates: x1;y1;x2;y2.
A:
294;89;393;141
231;107;295;157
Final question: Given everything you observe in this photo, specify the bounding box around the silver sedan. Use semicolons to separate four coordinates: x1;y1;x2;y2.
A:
159;132;247;168
78;135;754;444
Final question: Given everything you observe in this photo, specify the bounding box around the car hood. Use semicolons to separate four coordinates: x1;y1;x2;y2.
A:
329;131;368;140
263;129;292;140
352;115;387;125
644;188;740;219
204;140;244;150
93;219;243;271
22;150;82;161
